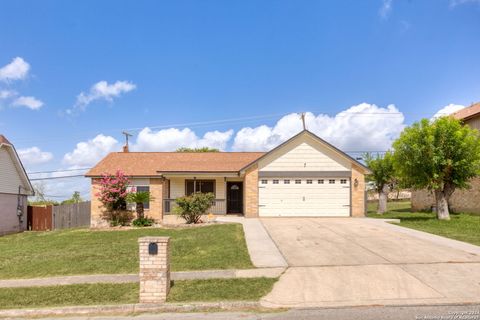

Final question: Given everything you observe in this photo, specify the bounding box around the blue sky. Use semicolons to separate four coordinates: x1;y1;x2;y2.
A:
0;0;479;199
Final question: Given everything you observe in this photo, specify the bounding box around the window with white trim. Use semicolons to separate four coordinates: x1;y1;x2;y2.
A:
284;179;290;184
318;179;324;184
329;179;335;184
136;186;150;209
186;180;215;196
295;179;301;184
306;179;312;184
261;179;268;184
273;179;279;184
340;179;347;184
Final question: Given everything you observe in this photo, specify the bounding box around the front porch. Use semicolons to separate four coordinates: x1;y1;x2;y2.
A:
161;175;244;216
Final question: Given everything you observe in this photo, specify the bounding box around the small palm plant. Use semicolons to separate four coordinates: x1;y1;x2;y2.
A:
126;191;154;219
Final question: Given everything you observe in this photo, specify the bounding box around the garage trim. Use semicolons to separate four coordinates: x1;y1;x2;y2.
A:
258;171;351;178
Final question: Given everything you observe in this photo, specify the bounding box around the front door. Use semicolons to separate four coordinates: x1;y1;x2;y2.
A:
227;182;243;214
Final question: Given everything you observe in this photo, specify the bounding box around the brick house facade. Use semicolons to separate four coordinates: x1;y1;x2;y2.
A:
86;130;370;226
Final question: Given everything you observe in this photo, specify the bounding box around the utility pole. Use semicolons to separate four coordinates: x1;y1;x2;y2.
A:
300;112;306;130
122;131;133;152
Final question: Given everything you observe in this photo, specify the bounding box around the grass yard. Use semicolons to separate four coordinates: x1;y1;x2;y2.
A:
0;278;277;309
367;200;480;246
0;224;253;279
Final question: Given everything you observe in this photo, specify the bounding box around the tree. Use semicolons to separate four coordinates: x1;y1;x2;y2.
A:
95;170;132;225
95;170;130;211
174;192;215;224
365;152;395;214
61;191;83;205
393;117;480;220
176;147;219;152
29;182;59;206
126;191;154;219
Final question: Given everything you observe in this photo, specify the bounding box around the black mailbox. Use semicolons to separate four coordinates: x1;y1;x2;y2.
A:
148;242;158;255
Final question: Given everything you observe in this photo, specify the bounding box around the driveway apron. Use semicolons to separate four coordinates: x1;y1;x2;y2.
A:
260;218;480;308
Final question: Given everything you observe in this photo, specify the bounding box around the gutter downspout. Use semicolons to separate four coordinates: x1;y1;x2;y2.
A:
17;186;25;231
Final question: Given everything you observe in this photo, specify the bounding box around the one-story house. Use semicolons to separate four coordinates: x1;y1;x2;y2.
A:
86;130;371;226
0;135;34;235
412;102;480;213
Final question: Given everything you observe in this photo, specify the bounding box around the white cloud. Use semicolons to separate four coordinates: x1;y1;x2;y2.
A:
68;80;136;114
133;128;234;151
431;104;465;120
0;90;16;99
0;57;30;82
12;96;44;110
63;134;119;167
17;147;53;165
450;0;480;7
232;103;405;152
379;0;393;19
31;176;91;202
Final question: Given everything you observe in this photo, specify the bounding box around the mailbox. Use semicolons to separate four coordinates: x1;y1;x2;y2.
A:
148;242;158;255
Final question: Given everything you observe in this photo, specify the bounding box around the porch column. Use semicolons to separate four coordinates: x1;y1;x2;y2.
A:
244;164;259;218
149;178;164;221
224;177;227;214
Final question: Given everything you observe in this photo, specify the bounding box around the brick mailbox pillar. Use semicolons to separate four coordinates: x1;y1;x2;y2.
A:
138;236;170;304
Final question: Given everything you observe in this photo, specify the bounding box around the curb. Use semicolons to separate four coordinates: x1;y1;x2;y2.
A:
0;301;262;318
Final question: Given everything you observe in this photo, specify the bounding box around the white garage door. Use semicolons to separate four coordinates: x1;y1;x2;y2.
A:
258;178;350;217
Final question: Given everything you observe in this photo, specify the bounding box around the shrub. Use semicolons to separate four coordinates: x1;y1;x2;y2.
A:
132;217;155;227
101;210;133;227
174;192;215;224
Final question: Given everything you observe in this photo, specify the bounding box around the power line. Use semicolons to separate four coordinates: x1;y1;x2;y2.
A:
30;174;86;181
122;112;289;132
11;109;441;145
27;167;92;174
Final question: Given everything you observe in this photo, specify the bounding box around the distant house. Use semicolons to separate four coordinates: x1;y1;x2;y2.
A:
412;102;480;213
0;135;34;235
86;130;371;227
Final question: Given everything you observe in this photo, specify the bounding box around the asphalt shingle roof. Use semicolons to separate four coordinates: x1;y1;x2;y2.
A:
85;152;265;177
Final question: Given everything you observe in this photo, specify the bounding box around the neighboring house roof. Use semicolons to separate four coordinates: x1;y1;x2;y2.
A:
0;134;34;195
85;152;266;177
0;135;12;145
240;130;371;174
453;102;480;121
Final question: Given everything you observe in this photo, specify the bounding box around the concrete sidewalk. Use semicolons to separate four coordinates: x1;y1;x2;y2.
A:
216;216;288;268
0;268;285;288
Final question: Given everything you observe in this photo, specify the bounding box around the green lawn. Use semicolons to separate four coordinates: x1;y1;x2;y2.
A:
0;278;277;309
167;278;277;303
0;224;253;279
367;200;480;246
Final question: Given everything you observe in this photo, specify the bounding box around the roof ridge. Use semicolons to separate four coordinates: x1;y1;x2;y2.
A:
112;151;267;154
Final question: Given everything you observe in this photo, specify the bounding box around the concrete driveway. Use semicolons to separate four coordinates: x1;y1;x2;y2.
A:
260;218;480;308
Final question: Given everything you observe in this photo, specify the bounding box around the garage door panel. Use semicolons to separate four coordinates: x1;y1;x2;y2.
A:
259;209;350;217
258;177;350;217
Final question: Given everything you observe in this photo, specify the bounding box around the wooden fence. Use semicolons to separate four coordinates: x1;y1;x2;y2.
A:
27;205;53;231
53;201;91;229
27;201;91;231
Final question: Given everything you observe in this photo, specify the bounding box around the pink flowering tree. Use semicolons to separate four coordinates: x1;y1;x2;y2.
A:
96;170;130;212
